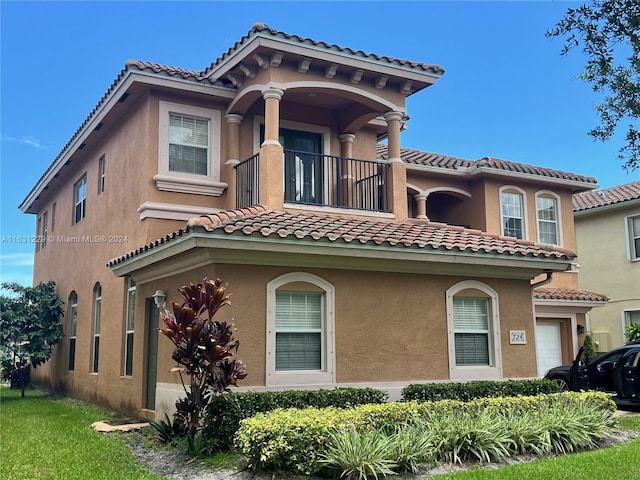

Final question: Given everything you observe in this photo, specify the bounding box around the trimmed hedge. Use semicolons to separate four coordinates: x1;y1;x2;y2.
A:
201;387;387;452
235;391;616;475
401;379;560;402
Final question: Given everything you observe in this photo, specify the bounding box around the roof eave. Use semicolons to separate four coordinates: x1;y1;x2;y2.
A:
574;197;640;217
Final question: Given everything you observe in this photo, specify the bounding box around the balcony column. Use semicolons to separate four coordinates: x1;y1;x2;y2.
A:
260;86;285;209
225;114;243;209
384;111;407;221
415;194;429;219
339;134;355;208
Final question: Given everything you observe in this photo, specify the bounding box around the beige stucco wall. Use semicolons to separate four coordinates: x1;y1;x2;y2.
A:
576;204;640;347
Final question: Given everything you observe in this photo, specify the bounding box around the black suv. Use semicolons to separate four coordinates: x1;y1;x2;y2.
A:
544;339;640;405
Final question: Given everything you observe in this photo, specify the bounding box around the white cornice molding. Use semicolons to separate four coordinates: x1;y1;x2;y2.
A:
153;175;228;196
137;201;223;221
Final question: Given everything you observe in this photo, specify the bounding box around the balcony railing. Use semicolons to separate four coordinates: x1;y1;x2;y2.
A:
235;150;391;213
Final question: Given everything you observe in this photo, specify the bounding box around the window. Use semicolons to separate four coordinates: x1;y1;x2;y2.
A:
536;192;560;245
92;284;101;373
446;280;502;380
74;175;87;223
275;292;323;371
624;310;640;340
156;101;223;196
500;188;525;239
627;215;640;260
51;202;56;232
124;278;135;376
42;211;48;248
68;292;78;371
266;273;335;386
36;216;42;253
98;155;105;193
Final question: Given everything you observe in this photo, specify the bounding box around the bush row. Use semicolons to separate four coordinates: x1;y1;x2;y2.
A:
201;387;387;452
235;391;616;476
401;379;560;402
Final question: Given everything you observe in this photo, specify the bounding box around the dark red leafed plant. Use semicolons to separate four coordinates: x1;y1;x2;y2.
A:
159;278;247;454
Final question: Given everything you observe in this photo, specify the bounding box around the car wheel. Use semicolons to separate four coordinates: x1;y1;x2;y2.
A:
551;376;570;391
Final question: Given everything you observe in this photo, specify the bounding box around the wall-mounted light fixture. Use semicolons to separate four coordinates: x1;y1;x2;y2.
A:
576;324;585;335
152;289;166;309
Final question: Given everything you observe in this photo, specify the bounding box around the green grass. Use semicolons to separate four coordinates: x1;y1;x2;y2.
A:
0;386;165;480
430;413;640;480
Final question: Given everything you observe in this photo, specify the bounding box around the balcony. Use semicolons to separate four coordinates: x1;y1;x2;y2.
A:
235;150;391;213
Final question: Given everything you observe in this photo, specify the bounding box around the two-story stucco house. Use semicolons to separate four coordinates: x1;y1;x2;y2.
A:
573;181;640;352
20;24;607;418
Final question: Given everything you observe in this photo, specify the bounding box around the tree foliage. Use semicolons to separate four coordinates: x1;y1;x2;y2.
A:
158;278;247;454
0;281;64;396
547;0;640;171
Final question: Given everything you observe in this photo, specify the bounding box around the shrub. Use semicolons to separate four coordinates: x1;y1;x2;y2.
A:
235;391;616;476
401;379;559;402
202;387;387;452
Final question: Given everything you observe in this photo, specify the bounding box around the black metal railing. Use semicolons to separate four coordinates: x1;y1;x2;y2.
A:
283;150;390;212
235;153;259;209
234;150;391;212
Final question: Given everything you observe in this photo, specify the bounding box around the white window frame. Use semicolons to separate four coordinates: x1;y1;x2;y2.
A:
68;292;78;371
622;309;640;343
499;186;527;239
535;190;562;246
124;278;136;377
98;154;106;194
73;174;87;223
92;284;101;373
626;214;640;261
42;211;48;248
446;280;502;380
155;101;224;196
266;272;335;387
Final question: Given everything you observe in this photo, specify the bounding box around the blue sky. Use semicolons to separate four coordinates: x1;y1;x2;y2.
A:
1;1;639;288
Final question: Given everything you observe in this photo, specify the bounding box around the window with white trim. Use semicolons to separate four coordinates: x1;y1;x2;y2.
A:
267;273;335;386
500;188;525;239
625;310;640;332
42;211;48;248
627;215;640;260
124;278;135;376
36;216;42;253
446;281;502;380
98;155;106;193
92;284;101;373
536;192;560;245
68;291;78;371
156;101;223;196
74;175;87;223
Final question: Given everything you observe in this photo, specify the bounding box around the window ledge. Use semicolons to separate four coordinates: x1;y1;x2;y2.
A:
153;174;227;196
266;370;334;387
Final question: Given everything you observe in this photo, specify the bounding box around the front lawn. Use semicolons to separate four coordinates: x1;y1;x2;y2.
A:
0;386;164;480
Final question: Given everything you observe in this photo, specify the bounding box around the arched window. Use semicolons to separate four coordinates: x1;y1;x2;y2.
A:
92;283;101;373
535;191;561;245
68;291;78;371
266;272;335;386
499;186;527;239
446;280;502;380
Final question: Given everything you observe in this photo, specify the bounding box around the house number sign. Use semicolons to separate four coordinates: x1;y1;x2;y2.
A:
509;330;526;345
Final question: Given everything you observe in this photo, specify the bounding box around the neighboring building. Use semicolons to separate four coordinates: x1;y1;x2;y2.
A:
20;24;605;418
574;181;640;352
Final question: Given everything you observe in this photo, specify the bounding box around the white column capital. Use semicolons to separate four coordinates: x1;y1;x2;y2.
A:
383;111;405;123
225;113;243;125
339;133;355;144
262;87;284;101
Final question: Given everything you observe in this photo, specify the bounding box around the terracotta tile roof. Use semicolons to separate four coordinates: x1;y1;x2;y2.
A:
124;59;221;84
378;145;598;186
202;23;445;79
108;206;576;267
533;288;608;303
573;180;640;212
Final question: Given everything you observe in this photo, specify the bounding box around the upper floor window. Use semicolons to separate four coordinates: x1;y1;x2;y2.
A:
98;155;106;194
536;192;560;245
124;278;136;377
74;175;87;223
266;272;335;386
446;280;502;380
51;202;56;232
500;187;525;239
155;101;223;196
627;215;640;261
68;291;78;371
36;216;42;253
42;211;48;248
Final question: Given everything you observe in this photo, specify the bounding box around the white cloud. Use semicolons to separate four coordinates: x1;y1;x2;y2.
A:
4;135;49;150
0;253;35;268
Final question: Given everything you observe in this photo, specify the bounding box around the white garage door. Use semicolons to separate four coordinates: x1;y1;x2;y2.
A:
536;322;562;378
